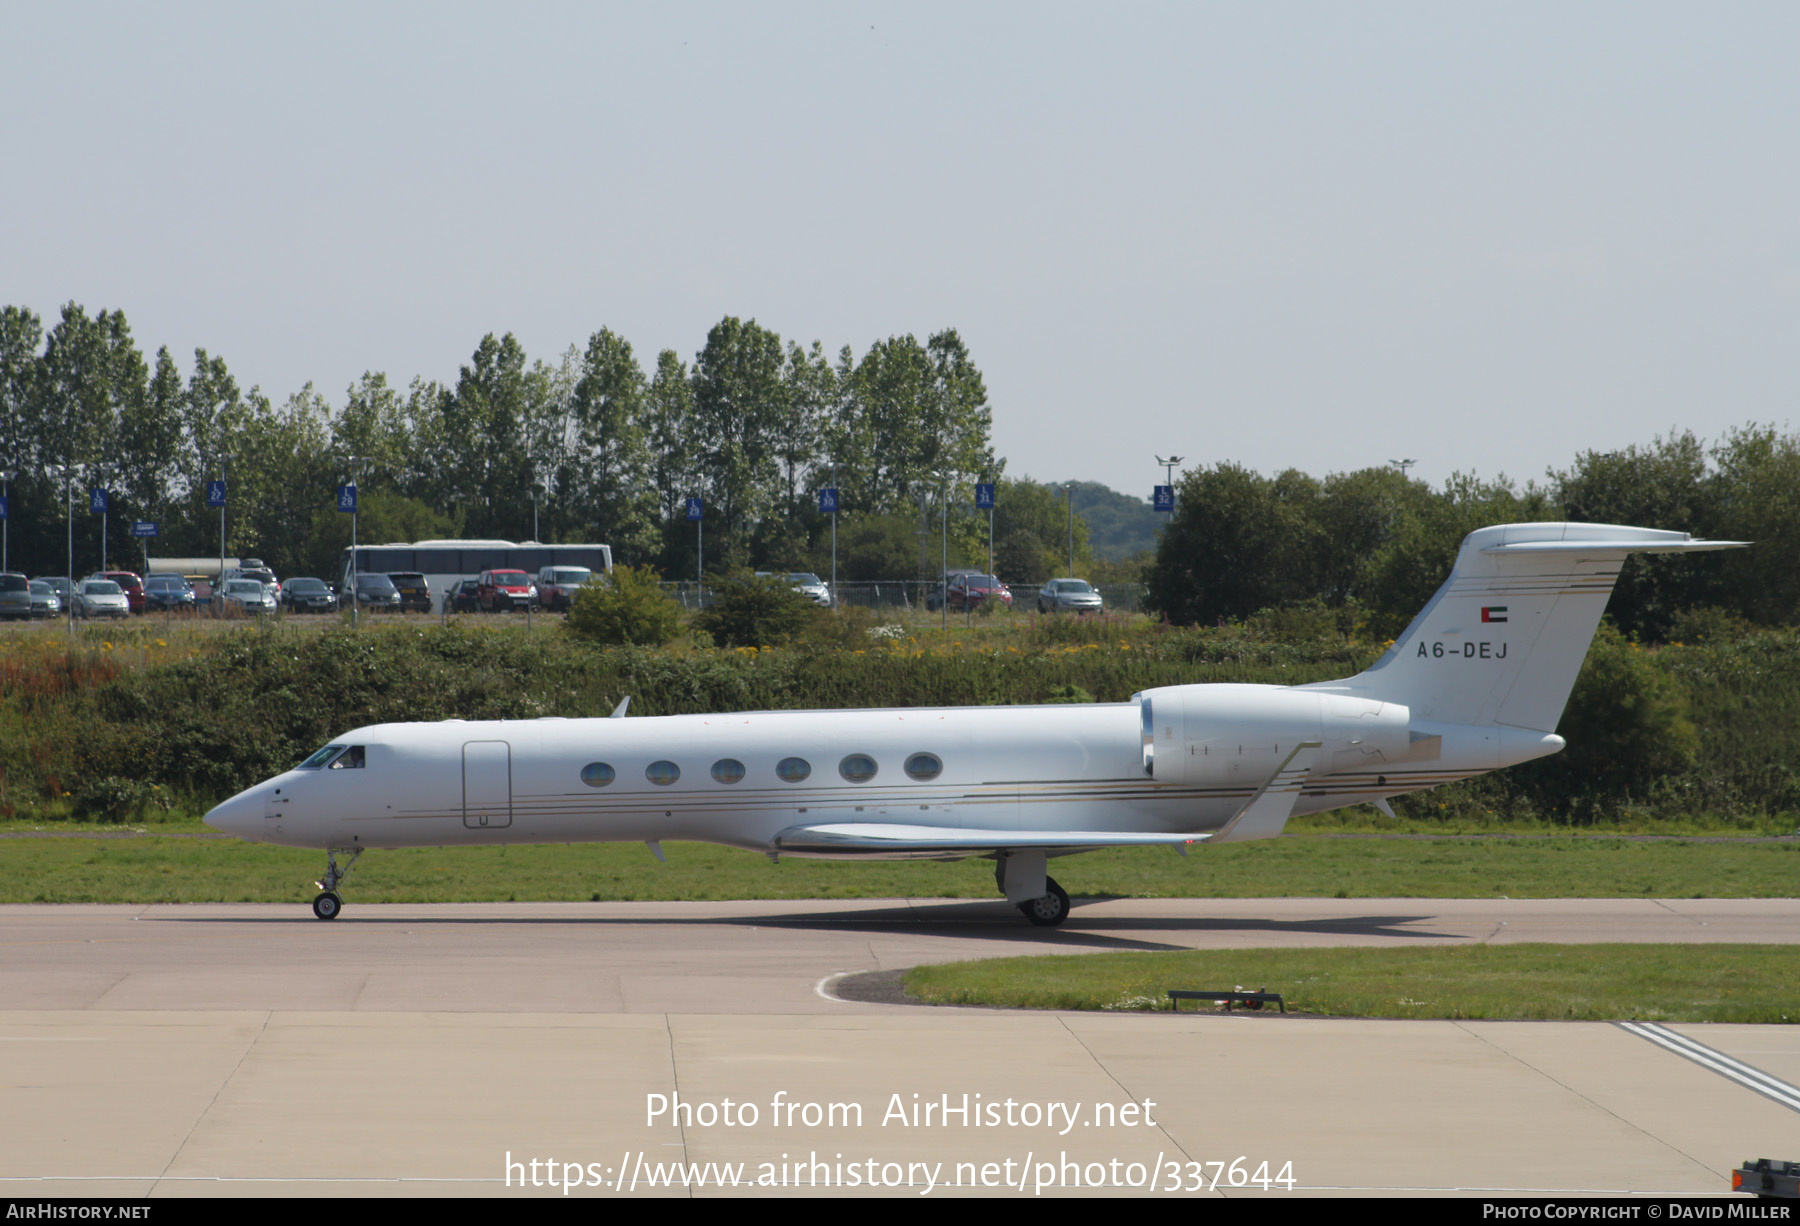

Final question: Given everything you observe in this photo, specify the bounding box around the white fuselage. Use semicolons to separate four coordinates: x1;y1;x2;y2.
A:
202;685;1561;856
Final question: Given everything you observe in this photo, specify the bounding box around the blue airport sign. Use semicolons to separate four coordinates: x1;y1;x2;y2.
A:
90;488;109;514
975;483;995;510
1153;484;1174;513
818;487;838;514
337;484;358;513
206;480;227;508
131;521;158;538
685;497;703;522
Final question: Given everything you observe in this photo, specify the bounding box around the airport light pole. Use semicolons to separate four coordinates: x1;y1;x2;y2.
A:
1155;454;1183;499
0;469;12;572
58;463;74;631
1389;458;1416;478
347;456;365;627
1063;481;1075;577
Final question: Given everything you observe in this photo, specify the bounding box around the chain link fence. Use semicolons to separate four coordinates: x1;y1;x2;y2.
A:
658;581;1146;613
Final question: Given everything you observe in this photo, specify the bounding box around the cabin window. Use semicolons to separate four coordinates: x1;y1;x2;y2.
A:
710;759;746;785
904;752;942;781
329;746;366;770
580;762;616;787
776;757;811;783
838;754;877;783
645;760;680;786
298;744;346;770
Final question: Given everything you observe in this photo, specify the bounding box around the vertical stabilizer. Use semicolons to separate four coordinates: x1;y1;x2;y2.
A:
1305;523;1743;732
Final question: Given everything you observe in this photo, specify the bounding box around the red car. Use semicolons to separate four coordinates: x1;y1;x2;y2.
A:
93;571;145;614
477;569;537;612
930;572;1012;612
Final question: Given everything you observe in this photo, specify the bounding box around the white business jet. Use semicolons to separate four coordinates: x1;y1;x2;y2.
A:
204;522;1741;923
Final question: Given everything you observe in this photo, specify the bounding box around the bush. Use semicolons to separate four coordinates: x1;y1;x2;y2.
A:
564;565;683;647
694;571;818;648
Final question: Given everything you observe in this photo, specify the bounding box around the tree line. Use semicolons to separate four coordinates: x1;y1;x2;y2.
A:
1144;429;1800;641
0;303;1047;583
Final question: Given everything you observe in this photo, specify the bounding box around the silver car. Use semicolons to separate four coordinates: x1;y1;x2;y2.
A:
1037;578;1104;614
29;580;61;619
221;578;278;615
74;579;131;619
787;572;832;607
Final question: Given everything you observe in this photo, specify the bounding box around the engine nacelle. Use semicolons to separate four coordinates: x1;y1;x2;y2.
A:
1134;684;1410;786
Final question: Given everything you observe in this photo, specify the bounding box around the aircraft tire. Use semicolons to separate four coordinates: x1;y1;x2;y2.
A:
1018;877;1070;927
312;891;343;921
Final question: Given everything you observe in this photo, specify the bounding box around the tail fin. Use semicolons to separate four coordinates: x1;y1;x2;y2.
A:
1307;523;1744;732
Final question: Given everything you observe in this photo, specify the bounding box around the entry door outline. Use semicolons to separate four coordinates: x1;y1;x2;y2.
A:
463;741;513;829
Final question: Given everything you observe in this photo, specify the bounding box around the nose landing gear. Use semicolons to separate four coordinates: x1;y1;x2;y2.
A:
311;847;363;920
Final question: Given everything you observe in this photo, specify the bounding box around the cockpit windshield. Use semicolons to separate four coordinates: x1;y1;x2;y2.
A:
298;744;346;769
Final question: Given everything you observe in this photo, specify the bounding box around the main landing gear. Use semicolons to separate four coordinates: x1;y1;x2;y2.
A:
995;852;1072;927
312;847;363;921
1018;878;1070;927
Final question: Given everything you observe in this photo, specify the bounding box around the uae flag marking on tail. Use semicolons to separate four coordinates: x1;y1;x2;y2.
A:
1481;607;1508;623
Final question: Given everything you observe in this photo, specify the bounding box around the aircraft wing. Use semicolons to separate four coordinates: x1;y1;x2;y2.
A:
771;823;1213;858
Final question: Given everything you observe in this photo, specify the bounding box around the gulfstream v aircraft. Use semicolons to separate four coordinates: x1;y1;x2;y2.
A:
204;522;1741;924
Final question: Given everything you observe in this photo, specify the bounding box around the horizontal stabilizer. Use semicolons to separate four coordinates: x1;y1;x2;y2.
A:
773;823;1213;858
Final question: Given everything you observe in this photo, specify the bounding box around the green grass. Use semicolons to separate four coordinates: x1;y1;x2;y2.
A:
1;834;1794;904
904;944;1800;1022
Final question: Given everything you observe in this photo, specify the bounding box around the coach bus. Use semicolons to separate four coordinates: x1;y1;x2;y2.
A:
335;539;612;614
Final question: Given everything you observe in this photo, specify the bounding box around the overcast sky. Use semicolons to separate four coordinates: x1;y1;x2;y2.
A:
5;2;1796;500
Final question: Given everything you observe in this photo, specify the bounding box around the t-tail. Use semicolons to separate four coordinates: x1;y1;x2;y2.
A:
1305;522;1745;734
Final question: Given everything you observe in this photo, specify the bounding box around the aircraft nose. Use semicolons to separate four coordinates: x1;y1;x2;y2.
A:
204;788;264;840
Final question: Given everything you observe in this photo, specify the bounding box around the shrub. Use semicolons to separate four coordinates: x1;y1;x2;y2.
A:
694;571;817;648
564;565;683;647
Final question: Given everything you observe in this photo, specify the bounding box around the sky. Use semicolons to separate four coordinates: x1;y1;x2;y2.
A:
4;2;1796;501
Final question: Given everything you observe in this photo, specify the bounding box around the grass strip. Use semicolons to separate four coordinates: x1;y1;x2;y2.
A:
903;944;1800;1022
2;836;1796;904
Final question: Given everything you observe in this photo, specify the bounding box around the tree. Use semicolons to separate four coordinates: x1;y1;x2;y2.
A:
688;316;786;560
992;478;1093;584
1143;463;1320;624
693;570;815;648
568;329;657;557
564;563;682;647
1554;434;1719;638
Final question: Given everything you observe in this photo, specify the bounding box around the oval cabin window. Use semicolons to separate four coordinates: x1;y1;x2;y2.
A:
645;760;681;786
839;754;878;783
903;752;942;781
776;757;811;783
710;759;746;785
580;762;616;788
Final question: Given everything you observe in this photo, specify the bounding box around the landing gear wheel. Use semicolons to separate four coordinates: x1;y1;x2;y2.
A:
1018;877;1070;927
312;891;342;921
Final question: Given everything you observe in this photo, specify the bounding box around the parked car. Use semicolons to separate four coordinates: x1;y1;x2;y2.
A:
219;578;278;616
388;572;432;613
28;580;60;619
39;577;73;608
477;569;537;612
1036;578;1104;615
93;571;145;614
0;572;31;621
787;572;832;607
535;566;595;612
349;573;402;612
927;571;1012;613
223;565;280;602
448;579;483;614
74;579;131;619
281;577;338;613
143;574;198;613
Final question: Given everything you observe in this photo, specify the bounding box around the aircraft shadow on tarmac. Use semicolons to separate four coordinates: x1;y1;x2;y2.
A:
156;899;1465;954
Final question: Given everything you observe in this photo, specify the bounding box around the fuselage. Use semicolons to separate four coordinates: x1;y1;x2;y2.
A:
202;685;1562;855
